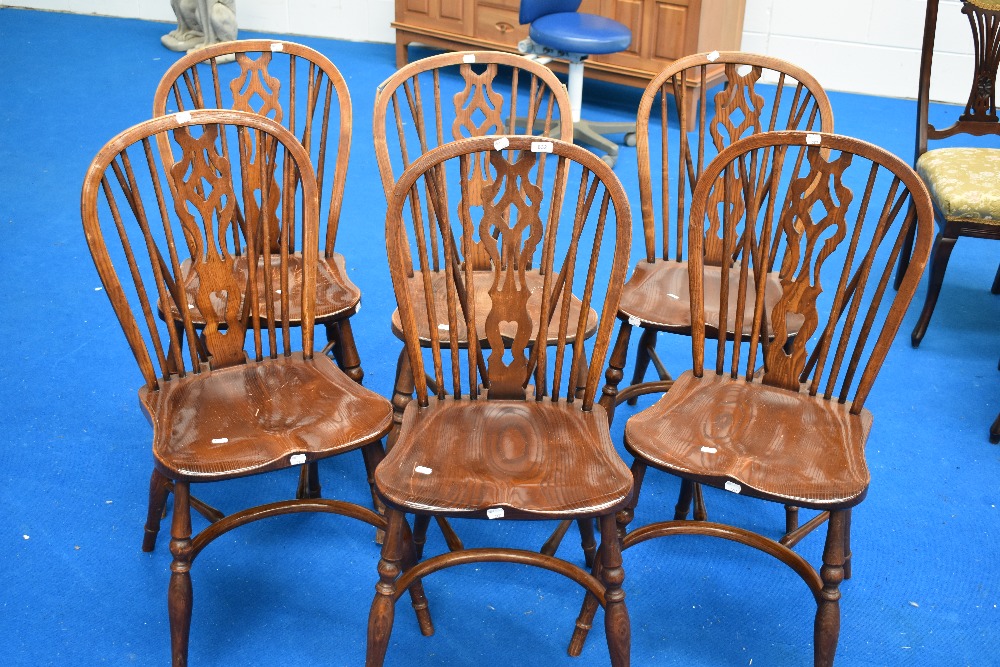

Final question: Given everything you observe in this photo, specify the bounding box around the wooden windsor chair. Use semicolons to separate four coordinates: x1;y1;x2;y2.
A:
373;50;603;565
896;0;1000;347
151;39;362;524
82;110;428;665
568;131;934;666
366;135;634;666
596;51;834;534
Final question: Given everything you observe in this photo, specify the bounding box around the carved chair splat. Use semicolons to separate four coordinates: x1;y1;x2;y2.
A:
367;135;633;666
568;131;934;666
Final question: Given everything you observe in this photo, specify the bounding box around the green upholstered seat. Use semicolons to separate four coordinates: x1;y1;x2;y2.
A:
915;147;1000;223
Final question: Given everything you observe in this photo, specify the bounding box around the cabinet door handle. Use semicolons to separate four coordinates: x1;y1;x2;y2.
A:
495;22;513;34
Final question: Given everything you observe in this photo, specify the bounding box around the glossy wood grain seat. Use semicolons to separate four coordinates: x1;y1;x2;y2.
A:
599;52;834;421
618;260;804;335
168;252;360;325
366;136;633;666
567;132;934;667
624;371;871;508
389;270;596;345
143;352;391;480
82;110;427;666
380;397;631;515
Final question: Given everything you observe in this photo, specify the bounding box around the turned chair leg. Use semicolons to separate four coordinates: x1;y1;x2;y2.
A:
599;321;633;426
785;505;800;535
143;468;172;552
399;516;435;636
577;518;598;569
814;509;847;667
599;513;630;666
328;319;365;385
568;460;643;658
626;328;656;406
388;348;415;451
842;509;852;581
911;233;957;347
674;479;707;521
367;508;407;667
168;482;194;667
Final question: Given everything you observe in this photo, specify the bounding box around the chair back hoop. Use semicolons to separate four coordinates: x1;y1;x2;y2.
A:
636;51;835;265
152;39;351;256
686;131;934;413
375;51;574;272
81;109;320;391
518;0;584;25
917;0;1000;156
386;135;631;411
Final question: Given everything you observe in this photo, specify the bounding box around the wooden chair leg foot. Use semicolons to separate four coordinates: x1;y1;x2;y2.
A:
168;482;194;667
911;233;956;347
367;509;407;667
599;514;630;666
814;510;847;667
143;468;171;552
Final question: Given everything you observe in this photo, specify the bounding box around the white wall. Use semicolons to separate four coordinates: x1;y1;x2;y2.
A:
742;0;974;104
0;0;977;104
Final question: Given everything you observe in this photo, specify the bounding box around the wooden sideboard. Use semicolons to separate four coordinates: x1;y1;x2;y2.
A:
393;0;747;103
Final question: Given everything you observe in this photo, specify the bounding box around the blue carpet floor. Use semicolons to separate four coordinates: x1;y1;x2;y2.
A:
1;7;998;666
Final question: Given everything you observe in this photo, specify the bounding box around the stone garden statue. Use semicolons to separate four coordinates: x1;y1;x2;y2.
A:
161;0;237;54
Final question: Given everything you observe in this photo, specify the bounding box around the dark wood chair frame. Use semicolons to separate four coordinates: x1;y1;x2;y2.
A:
373;50;603;564
151;39;363;528
896;0;1000;346
82;110;426;665
598;51;835;534
568;131;935;666
366;135;635;666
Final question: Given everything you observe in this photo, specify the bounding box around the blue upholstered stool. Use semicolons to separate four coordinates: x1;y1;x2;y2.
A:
518;0;637;167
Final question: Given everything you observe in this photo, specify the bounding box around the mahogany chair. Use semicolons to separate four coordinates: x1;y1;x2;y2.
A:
82;110;429;665
366;135;634;666
896;0;1000;346
600;52;835;423
152;39;358;508
568;131;934;666
374;50;598;562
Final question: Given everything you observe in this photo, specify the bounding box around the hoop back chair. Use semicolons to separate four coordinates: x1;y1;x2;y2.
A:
895;0;1000;346
517;0;636;167
601;52;835;422
153;40;362;376
374;51;601;561
568;131;934;666
153;39;359;505
366;136;633;665
81;110;413;665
